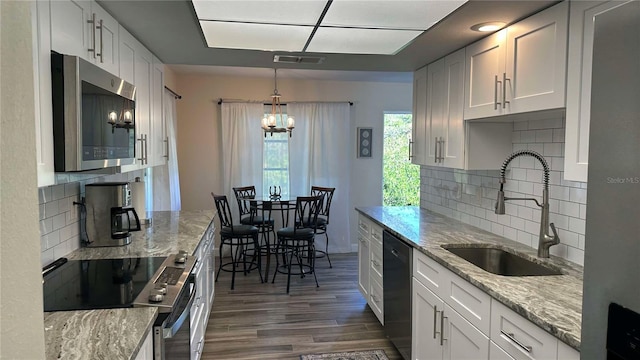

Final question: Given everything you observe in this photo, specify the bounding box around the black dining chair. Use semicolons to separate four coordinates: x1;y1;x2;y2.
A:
211;193;263;290
271;195;323;293
232;185;277;279
310;186;335;268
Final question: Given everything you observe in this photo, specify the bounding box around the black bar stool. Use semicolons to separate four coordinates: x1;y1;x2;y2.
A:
310;186;335;268
271;195;323;293
212;193;263;290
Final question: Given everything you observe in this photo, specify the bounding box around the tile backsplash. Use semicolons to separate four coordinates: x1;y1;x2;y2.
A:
420;116;587;265
39;170;145;267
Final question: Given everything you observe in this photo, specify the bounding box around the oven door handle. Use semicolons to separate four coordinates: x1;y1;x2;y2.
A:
162;280;197;339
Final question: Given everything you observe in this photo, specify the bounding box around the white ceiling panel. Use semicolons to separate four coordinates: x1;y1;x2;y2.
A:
322;0;468;30
200;21;312;51
192;0;327;26
306;27;422;55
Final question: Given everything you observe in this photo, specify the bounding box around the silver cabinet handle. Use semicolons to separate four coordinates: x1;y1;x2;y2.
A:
371;294;380;303
144;134;148;164
408;139;414;160
500;330;532;353
438;137;445;162
163;137;169;159
433;305;440;339
440;311;448;346
97;19;103;63
137;135;145;163
434;137;438;163
494;75;502;110
502;73;510;109
196;339;203;354
87;13;97;58
371;259;380;267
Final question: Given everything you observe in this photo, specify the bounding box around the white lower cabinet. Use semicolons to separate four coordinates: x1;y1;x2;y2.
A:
357;214;384;325
490;340;515;360
134;328;153;360
411;249;580;360
412;274;489;360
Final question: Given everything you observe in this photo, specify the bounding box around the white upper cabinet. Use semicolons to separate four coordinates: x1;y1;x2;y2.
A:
50;0;119;75
149;56;167;167
564;0;631;182
464;1;568;120
412;48;512;170
32;0;55;187
411;66;428;165
464;29;508;119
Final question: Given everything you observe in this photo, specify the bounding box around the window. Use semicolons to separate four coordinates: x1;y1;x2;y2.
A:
262;106;290;196
383;112;419;206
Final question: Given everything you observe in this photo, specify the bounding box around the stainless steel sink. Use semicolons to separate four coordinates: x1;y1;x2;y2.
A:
442;245;562;276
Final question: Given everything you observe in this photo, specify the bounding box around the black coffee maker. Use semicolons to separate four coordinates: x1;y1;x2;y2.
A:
84;182;141;247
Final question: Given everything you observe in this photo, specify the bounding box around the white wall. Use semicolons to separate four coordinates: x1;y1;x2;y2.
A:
0;1;46;358
173;72;412;250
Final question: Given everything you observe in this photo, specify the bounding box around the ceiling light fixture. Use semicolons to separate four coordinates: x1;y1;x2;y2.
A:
470;22;506;32
262;69;295;137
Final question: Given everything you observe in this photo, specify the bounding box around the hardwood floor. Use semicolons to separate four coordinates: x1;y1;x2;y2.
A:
202;253;402;360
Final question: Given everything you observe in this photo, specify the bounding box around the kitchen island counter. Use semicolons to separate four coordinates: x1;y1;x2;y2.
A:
357;206;583;351
44;307;157;360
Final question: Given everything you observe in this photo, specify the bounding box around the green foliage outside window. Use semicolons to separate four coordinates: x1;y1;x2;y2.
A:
383;113;420;206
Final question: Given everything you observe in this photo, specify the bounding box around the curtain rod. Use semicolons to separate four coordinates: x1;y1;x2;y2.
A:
164;86;182;99
217;98;353;106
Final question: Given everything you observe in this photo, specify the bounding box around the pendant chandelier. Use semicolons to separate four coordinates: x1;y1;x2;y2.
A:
262;69;295;137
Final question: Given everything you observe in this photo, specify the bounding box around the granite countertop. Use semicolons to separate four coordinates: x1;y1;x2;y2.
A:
67;210;216;260
44;307;158;360
357;206;583;351
46;210;216;360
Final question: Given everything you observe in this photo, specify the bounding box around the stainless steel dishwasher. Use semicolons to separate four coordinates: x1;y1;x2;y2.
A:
383;230;412;360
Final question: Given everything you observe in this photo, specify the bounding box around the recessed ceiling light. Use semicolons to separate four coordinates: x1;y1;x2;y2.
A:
470;22;506;32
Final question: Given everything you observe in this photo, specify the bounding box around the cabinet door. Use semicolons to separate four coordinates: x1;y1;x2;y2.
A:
412;278;443;360
442;304;490;360
369;277;384;325
357;233;370;299
425;58;446;166
118;26;136;84
149;57;166;167
32;0;55;187
441;49;466;169
564;0;630;182
50;0;92;60
91;2;119;75
505;1;568;114
464;30;507;120
411;66;428;165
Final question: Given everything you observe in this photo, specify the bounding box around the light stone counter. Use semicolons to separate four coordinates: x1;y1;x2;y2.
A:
47;210;216;360
44;307;157;360
357;206;583;351
67;210;216;260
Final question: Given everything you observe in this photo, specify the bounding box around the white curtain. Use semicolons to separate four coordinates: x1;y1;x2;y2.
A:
288;103;352;253
152;91;182;211
165;91;181;210
220;103;264;212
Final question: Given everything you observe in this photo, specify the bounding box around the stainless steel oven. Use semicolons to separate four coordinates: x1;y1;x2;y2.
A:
133;253;197;360
43;252;196;360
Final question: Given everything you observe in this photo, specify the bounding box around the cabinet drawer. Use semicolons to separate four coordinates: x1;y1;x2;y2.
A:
370;223;383;246
369;277;384;325
358;215;371;237
370;239;383;283
442;269;492;335
412;249;446;298
490;340;515;360
491;300;557;360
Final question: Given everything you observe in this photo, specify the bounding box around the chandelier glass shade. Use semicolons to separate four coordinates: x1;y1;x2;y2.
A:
262;69;294;137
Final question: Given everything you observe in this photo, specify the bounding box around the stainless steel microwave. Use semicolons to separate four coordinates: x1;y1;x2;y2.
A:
51;52;136;172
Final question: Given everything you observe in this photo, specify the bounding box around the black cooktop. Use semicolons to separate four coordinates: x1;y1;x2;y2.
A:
43;257;166;312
